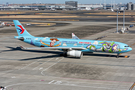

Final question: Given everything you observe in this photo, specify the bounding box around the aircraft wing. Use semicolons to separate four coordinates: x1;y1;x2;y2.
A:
20;46;86;50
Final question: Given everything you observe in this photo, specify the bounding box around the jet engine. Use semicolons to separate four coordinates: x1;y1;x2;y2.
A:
67;50;83;58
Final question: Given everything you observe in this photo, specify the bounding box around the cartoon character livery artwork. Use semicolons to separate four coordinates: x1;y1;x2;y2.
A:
86;42;128;53
13;20;132;59
40;38;61;47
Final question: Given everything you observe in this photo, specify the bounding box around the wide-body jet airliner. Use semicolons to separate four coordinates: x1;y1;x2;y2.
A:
13;20;132;58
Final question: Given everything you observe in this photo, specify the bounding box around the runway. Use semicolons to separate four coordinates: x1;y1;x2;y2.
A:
0;21;135;90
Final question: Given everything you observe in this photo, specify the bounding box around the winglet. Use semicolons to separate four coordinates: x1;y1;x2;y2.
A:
72;33;79;39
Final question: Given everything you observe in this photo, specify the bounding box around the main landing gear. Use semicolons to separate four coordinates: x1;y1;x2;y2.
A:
116;53;120;58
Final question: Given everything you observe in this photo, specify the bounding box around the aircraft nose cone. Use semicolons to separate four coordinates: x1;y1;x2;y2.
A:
128;47;132;51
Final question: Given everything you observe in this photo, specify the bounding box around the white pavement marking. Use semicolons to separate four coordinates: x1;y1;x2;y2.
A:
41;58;63;76
11;76;16;78
19;55;51;70
32;58;54;70
0;70;14;76
19;60;41;70
5;81;116;90
54;81;62;84
39;67;43;70
48;80;55;84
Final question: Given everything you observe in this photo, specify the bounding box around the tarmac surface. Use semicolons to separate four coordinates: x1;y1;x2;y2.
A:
0;10;134;22
0;20;135;90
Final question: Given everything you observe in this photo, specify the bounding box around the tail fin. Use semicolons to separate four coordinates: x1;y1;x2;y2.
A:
13;20;32;36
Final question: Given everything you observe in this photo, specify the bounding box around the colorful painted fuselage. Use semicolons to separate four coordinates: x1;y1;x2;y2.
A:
15;36;132;54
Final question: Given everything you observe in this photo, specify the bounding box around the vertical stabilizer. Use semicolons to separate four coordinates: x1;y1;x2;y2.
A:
13;20;32;36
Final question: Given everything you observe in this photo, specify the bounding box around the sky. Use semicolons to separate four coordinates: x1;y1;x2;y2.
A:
0;0;135;4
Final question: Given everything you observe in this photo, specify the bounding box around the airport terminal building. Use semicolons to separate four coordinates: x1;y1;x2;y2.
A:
127;2;135;10
0;1;134;11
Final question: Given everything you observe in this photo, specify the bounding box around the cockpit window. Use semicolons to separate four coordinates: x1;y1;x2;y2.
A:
125;46;129;47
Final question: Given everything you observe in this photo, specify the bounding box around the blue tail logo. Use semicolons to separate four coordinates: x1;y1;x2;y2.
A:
17;25;25;34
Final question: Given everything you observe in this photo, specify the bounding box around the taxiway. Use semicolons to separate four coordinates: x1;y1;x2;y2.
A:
0;20;135;90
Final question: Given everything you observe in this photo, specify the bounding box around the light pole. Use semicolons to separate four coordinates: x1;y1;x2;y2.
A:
116;8;119;33
123;7;125;31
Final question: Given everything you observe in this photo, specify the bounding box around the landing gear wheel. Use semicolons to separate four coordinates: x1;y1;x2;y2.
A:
63;52;67;57
116;53;120;58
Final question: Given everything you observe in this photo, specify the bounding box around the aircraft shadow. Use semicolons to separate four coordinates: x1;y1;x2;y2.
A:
1;46;63;61
84;53;127;58
19;55;61;61
2;46;62;54
1;46;128;60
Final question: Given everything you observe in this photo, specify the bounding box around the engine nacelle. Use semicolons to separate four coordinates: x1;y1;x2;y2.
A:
67;50;83;58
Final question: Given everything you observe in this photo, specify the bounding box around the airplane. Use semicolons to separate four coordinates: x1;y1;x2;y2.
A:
13;20;132;59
